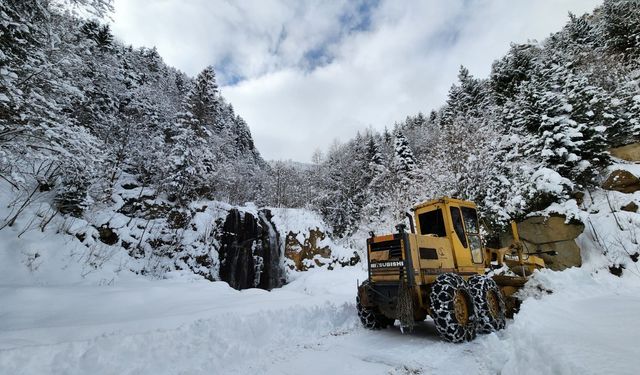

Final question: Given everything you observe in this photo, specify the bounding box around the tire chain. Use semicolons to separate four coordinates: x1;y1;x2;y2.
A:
356;295;394;329
429;273;477;343
467;275;506;334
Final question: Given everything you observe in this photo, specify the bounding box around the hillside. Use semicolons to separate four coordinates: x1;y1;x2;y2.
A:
304;0;640;240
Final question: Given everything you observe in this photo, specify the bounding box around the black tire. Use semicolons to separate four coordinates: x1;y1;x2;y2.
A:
356;296;394;329
429;273;477;342
468;275;506;334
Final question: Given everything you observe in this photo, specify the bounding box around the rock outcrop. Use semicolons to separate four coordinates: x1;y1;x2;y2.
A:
602;170;640;193
609;142;640;162
218;209;285;290
284;229;332;271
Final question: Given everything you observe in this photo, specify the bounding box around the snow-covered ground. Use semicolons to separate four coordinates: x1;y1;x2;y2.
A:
1;263;639;374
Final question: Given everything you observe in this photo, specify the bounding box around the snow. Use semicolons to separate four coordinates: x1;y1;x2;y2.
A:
0;279;359;374
483;268;640;375
530;167;573;196
608;162;640;178
538;198;583;222
562;103;573;112
1;263;639;374
269;207;328;235
0;195;136;287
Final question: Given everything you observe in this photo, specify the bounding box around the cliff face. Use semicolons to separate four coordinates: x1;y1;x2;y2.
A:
218;209;285;290
216;207;360;289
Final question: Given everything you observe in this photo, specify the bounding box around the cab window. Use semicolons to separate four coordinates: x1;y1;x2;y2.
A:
418;209;446;237
449;207;468;248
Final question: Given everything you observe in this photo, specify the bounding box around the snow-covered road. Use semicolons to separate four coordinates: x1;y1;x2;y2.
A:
1;267;639;375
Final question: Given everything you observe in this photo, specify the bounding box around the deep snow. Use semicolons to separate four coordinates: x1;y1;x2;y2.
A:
1;266;639;374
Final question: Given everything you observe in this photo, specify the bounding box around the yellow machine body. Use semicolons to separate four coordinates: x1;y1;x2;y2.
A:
362;197;545;318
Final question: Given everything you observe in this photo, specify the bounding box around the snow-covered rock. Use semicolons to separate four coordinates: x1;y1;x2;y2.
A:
269;208;361;272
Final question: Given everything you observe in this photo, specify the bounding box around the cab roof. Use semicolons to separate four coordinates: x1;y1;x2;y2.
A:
412;196;477;211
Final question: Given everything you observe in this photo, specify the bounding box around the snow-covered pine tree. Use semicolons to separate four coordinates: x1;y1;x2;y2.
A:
314;141;357;236
360;134;391;222
182;66;222;136
563;71;611;186
603;0;640;64
390;129;417;220
610;79;640;145
0;1;103;215
365;135;385;178
443;66;489;123
515;50;613;190
490;43;540;106
393;129;416;176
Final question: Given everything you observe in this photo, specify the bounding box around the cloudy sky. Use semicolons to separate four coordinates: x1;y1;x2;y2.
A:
111;0;602;162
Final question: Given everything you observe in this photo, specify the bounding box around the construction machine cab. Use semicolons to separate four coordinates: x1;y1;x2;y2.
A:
413;197;484;269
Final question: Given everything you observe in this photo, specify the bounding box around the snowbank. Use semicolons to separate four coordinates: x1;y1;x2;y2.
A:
0;182;139;287
0;280;358;374
483;267;640;375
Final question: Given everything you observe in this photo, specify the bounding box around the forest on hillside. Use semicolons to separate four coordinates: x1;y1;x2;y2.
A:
1;0;639;240
304;0;640;237
1;0;268;217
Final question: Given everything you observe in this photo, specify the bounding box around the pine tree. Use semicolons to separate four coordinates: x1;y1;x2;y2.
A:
611;79;640;145
566;12;595;48
564;72;611;185
443;66;489;123
490;43;539;105
366;136;384;176
603;0;640;63
182;66;222;135
393;130;416;175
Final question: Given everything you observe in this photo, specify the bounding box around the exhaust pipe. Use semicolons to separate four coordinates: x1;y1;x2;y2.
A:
405;212;415;234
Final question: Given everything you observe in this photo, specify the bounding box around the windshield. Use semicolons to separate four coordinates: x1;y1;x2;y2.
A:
461;207;479;234
461;207;482;263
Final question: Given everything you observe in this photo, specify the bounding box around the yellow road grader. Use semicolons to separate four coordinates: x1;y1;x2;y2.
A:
356;197;550;342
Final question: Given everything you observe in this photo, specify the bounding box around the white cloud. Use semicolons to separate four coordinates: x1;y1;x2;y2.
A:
111;0;603;162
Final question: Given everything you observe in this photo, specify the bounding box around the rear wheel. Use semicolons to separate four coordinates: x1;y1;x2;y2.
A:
429;273;477;342
468;275;506;334
356;296;394;329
